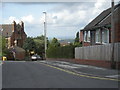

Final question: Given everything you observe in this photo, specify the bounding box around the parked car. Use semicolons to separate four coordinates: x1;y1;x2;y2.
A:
31;54;42;61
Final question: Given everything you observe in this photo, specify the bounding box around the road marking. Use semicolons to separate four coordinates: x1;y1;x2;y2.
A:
4;61;26;62
40;62;120;82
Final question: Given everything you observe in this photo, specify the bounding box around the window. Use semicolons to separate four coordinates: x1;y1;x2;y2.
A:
84;31;87;42
95;29;101;43
102;29;109;44
87;31;90;42
84;31;90;42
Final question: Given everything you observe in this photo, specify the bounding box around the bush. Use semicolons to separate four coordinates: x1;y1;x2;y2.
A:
46;45;75;59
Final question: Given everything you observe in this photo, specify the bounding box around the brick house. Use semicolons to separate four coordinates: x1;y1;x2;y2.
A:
1;21;27;48
0;21;27;60
74;3;120;69
80;3;120;46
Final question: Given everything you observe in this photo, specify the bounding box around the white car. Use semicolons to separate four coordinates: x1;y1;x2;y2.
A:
31;55;42;61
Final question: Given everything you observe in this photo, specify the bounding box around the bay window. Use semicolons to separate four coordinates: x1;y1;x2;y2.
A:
102;29;109;44
84;31;90;42
95;29;101;43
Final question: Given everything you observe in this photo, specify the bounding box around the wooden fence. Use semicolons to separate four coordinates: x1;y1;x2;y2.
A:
75;43;120;62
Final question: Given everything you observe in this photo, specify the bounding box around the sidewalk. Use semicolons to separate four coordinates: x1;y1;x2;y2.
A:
40;60;119;79
46;58;120;69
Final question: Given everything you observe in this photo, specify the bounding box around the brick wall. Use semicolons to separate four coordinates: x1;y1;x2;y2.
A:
114;22;120;42
9;22;26;47
16;52;25;60
80;31;83;42
47;58;120;69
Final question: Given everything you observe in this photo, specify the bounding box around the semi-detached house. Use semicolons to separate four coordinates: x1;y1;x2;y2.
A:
80;3;120;46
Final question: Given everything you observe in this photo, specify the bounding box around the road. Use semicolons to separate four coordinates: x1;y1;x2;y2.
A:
2;60;119;88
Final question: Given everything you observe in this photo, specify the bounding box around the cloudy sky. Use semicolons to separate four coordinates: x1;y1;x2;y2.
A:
1;0;119;39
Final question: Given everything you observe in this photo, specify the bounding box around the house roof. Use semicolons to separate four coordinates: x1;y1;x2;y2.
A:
0;24;14;37
82;3;120;31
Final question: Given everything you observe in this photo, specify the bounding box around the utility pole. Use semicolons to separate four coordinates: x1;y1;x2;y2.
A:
43;12;47;59
111;0;116;69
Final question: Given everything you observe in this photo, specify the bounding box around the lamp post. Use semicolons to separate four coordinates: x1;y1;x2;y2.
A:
43;12;47;59
111;0;116;69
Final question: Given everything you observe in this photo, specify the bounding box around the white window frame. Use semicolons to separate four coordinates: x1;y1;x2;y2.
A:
86;31;90;42
83;31;87;42
84;31;90;42
95;29;101;43
102;29;109;44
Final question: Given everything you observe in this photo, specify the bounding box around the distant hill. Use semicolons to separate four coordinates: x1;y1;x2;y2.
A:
58;39;74;43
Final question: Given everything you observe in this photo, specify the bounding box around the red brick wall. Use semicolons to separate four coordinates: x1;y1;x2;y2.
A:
115;22;120;42
80;31;83;42
47;58;120;69
9;22;27;47
111;7;120;43
16;52;25;60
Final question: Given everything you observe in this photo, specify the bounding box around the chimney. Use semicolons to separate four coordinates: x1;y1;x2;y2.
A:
19;21;24;28
12;21;16;32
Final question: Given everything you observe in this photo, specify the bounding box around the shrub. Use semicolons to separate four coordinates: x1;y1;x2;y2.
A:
46;45;75;59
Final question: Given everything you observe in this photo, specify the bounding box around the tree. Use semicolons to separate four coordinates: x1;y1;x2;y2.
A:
23;37;37;54
33;35;49;57
23;35;49;58
33;36;45;56
49;37;60;47
74;32;82;47
75;32;79;43
0;36;8;56
0;36;12;60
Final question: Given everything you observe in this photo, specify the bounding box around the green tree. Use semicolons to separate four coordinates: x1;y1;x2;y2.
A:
23;35;49;58
74;32;82;47
34;36;45;56
23;37;37;54
33;35;49;57
0;36;10;57
49;37;60;48
75;32;79;43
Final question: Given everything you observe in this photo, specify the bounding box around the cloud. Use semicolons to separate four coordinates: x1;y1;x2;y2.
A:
21;15;34;23
2;2;112;38
3;15;34;24
92;0;110;15
2;16;20;24
8;16;20;23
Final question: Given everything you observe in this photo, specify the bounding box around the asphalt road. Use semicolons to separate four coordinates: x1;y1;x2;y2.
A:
2;61;119;88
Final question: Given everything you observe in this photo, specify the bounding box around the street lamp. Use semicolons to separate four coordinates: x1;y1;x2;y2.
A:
111;0;116;68
43;12;47;59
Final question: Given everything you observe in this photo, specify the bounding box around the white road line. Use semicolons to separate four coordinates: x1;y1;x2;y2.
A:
4;61;26;62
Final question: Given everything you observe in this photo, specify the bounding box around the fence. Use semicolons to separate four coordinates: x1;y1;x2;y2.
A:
75;43;120;62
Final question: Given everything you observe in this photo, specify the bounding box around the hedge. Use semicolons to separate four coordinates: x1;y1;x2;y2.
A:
46;45;75;59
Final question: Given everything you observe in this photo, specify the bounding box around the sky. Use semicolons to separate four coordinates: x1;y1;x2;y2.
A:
1;0;120;39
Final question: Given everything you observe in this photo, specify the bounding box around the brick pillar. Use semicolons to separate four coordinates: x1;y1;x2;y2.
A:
80;31;83;42
114;7;120;42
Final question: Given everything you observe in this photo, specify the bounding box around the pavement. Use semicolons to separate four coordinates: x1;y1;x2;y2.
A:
40;60;120;79
2;60;119;88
